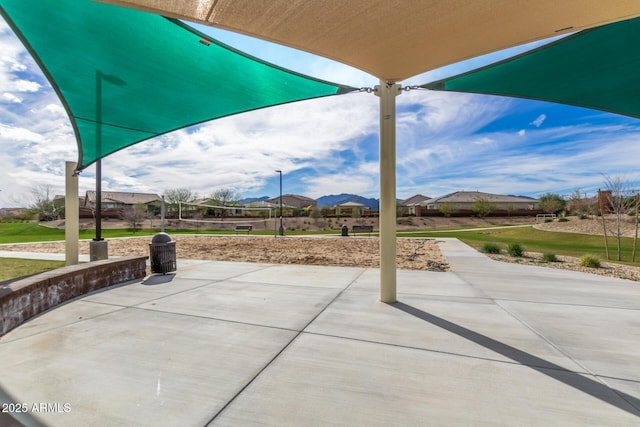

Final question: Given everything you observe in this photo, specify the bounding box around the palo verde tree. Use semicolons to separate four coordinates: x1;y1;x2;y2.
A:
539;193;566;215
438;202;455;217
471;197;496;217
566;189;592;216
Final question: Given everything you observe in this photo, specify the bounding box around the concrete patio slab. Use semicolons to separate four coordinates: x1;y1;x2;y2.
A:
172;260;269;281
305;291;587;372
349;268;488;298
498;300;640;381
234;264;365;289
0;307;297;427
0;299;126;342
82;276;217;307
136;279;345;330
211;333;640;426
1;238;639;426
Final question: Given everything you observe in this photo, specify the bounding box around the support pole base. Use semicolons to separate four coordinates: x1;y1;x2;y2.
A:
90;240;109;261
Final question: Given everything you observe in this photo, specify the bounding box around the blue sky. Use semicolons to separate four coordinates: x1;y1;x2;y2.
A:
1;16;639;208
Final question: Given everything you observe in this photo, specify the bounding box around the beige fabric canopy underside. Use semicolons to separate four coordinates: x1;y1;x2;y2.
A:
98;0;640;81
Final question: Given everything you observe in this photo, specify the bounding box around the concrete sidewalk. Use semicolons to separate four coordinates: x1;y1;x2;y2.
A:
1;238;639;426
0;249;91;262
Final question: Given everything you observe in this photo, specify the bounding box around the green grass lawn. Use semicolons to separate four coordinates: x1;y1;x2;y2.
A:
408;226;640;266
0;258;66;282
0;221;341;244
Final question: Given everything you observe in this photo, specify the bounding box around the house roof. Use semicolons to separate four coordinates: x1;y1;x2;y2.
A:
265;194;315;203
85;191;160;205
400;194;431;207
425;191;539;205
337;201;367;208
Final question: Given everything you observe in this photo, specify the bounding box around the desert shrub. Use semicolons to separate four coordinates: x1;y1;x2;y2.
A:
558;216;569;222
507;243;524;257
578;213;588;220
542;253;560;263
482;243;501;254
580;255;601;268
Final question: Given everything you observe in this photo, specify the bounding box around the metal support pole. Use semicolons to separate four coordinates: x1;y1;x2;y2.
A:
161;194;166;232
276;170;284;236
90;71;124;262
65;161;79;265
95;159;102;241
376;80;400;303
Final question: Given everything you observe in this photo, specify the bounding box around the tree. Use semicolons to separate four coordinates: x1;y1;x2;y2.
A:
309;207;321;219
539;193;566;215
164;187;196;217
438;202;455;217
210;188;241;205
471;197;496;217
567;189;592;216
27;184;62;221
209;188;242;218
602;175;637;261
121;204;147;233
319;204;331;218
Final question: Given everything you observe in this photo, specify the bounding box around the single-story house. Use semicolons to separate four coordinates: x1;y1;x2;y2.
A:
419;191;539;213
335;201;369;216
265;194;316;209
0;207;28;216
400;194;431;215
84;191;161;215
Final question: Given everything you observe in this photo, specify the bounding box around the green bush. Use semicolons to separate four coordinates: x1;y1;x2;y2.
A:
558;216;569;222
580;255;601;268
542;253;560;263
578;213;588;220
482;243;501;254
544;218;553;223
507;243;524;257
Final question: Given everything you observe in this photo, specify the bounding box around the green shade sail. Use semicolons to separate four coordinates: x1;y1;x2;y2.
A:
423;17;640;120
0;0;355;170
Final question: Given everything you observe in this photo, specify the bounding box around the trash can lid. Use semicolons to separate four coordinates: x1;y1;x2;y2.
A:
151;232;172;244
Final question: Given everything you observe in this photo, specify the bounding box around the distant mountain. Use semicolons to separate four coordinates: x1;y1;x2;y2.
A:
316;193;380;211
240;196;269;204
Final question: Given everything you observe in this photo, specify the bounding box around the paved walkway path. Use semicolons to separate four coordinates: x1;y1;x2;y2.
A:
1;238;639;426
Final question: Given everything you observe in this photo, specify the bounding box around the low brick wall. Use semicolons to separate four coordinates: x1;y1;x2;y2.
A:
0;256;148;336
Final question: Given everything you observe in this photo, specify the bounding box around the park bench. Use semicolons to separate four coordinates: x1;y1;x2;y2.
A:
352;225;373;236
234;225;253;234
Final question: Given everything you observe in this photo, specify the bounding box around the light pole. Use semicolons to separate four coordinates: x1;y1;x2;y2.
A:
275;170;284;236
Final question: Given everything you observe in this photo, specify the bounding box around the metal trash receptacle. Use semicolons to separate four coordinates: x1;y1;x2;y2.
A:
149;232;176;274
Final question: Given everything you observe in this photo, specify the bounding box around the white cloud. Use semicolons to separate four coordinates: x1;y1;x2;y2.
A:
530;114;546;127
2;92;21;103
518;129;526;136
90;92;379;198
13;79;40;93
0;123;44;142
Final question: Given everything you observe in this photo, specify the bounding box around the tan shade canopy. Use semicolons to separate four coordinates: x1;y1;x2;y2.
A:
99;0;640;81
